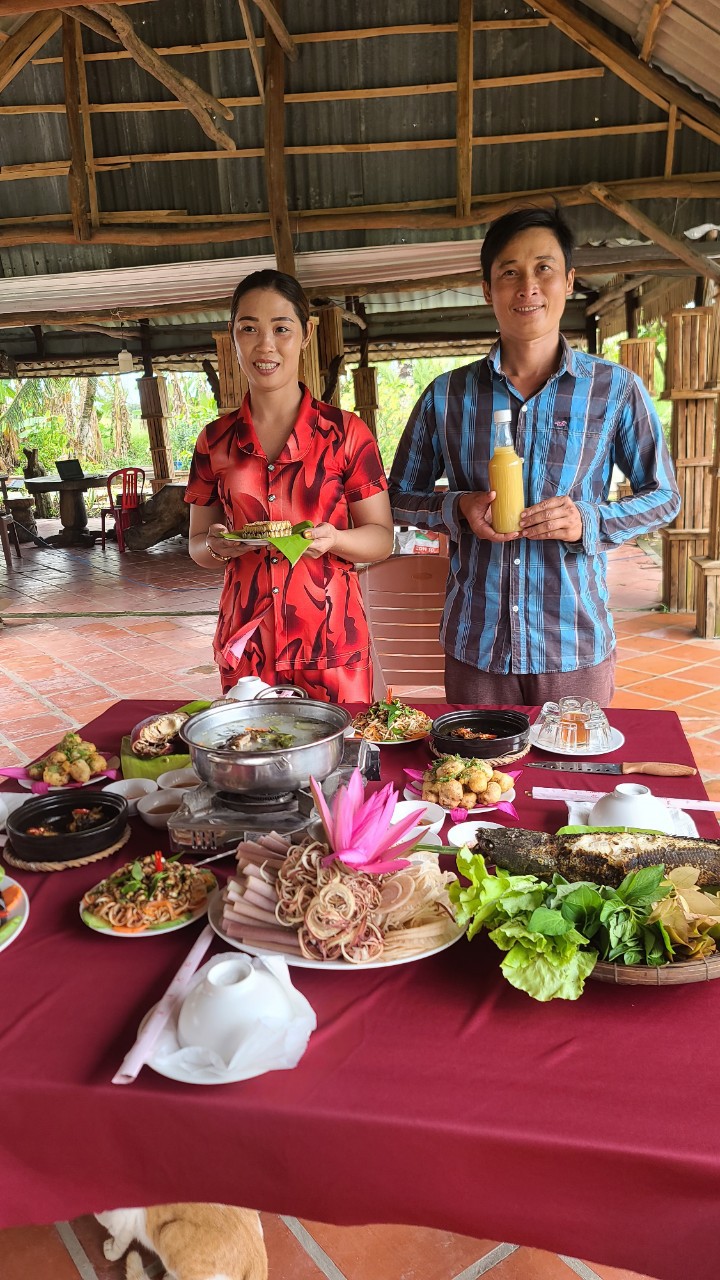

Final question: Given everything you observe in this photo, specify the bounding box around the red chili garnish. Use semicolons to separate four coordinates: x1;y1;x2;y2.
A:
154;850;164;872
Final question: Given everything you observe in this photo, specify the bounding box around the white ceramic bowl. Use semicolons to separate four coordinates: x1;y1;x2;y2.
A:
157;767;201;792
588;783;675;834
178;955;294;1064
390;799;446;836
447;819;503;848
136;789;185;828
104;777;159;816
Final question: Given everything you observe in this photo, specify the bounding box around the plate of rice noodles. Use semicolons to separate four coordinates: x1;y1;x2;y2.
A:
352;692;432;745
80;853;217;937
211;835;463;968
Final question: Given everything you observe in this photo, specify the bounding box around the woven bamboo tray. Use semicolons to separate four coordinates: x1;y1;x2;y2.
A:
590;953;720;986
429;741;530;767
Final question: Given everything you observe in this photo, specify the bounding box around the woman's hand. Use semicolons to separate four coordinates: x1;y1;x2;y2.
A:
205;522;251;559
302;523;338;558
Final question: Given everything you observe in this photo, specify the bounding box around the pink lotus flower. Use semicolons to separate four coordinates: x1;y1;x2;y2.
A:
309;769;422;874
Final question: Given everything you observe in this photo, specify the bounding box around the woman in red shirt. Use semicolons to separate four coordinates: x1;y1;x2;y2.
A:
186;270;394;702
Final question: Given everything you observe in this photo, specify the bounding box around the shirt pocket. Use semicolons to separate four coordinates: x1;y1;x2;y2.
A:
526;413;608;503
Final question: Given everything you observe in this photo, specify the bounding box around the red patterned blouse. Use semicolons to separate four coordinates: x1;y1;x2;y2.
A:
185;386;388;691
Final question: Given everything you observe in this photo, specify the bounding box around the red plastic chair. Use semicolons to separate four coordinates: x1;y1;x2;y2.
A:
100;467;145;552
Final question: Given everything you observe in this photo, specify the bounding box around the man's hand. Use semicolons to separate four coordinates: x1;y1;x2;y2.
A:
458;491;520;542
519;496;583;543
302;522;338;558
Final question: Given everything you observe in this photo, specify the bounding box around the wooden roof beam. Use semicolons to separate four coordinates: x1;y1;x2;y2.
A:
455;0;474;220
86;4;237;150
61;14;94;240
582;182;720;283
0;10;61;94
237;0;264;102
249;0;297;61
639;0;674;62
263;0;294;273
529;0;720;140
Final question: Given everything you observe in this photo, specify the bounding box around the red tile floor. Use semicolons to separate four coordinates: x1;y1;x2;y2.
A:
0;528;718;1280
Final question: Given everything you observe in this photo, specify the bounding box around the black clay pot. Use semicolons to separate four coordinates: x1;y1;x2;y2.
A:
430;709;530;759
6;790;128;863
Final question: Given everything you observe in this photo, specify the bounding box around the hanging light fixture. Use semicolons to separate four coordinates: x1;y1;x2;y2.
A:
117;321;134;373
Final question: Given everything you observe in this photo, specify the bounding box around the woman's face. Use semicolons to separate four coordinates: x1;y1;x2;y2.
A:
231;287;309;393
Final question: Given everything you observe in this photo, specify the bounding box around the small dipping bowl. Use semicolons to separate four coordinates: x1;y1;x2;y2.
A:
136;790;185;829
157;767;202;792
104;777;158;816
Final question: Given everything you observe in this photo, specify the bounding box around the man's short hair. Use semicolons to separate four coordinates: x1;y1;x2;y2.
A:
480;206;575;280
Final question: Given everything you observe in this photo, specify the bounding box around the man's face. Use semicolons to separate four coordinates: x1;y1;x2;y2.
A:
482;226;575;343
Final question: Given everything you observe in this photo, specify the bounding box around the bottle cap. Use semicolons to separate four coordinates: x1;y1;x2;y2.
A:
493;409;513;423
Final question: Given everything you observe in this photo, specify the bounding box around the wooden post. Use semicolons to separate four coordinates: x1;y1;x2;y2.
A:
212;330;248;410
618;336;657;395
692;301;720;636
661;307;718;612
353;365;379;438
137;375;174;493
263;0;295;272
455;0;474;219
298;318;322;398
316;307;345;405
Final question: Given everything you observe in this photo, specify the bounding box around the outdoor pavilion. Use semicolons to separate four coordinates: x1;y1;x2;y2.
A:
1;5;720;1280
1;0;720;626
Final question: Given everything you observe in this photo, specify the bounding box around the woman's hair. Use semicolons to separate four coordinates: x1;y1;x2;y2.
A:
480;205;575;279
229;269;311;335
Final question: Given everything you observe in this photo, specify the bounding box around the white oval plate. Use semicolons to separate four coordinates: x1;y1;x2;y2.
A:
403;785;515;812
208;892;462;970
80;871;216;937
0;873;30;955
18;770;115;792
349;730;430;748
528;725;625;757
446;820;504;847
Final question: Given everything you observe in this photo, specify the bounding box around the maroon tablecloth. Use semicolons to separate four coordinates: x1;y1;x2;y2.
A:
1;700;719;1280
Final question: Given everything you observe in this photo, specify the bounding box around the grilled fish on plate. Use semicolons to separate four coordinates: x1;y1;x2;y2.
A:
475;827;720;887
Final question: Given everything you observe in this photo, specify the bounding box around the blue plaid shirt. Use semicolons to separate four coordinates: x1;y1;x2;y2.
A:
388;338;681;674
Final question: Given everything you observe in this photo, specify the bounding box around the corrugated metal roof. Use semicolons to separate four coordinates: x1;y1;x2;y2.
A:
583;0;720;107
1;0;719;314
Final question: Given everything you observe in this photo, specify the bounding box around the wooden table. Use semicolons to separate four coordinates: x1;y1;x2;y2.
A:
24;472;112;546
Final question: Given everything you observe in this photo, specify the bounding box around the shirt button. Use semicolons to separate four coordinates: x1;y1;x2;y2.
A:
272;586;279;595
268;493;276;502
520;405;527;414
512;605;519;612
271;556;279;564
514;557;520;565
267;464;275;472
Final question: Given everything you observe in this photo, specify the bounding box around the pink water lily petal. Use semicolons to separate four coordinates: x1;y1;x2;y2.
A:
371;809;423;857
351;785;393;844
331;782;355;852
333;847;370;867
361;855;413;875
450;807;469;822
403;768;425;781
406;780;422;797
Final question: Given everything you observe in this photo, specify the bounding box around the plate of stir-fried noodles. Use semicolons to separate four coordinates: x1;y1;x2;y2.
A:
80;853;216;936
351;692;432;746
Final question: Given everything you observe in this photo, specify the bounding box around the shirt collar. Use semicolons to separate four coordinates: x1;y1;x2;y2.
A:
235;384;317;459
487;334;593;382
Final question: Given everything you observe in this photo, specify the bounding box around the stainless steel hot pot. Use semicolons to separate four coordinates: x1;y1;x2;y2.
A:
179;698;352;795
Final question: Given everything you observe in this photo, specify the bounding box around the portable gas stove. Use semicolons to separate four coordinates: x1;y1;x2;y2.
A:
167;737;380;855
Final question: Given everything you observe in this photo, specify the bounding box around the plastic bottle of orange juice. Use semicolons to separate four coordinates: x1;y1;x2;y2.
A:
488;409;525;534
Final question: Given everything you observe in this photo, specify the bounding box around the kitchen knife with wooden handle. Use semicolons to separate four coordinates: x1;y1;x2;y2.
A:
526;761;697;776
